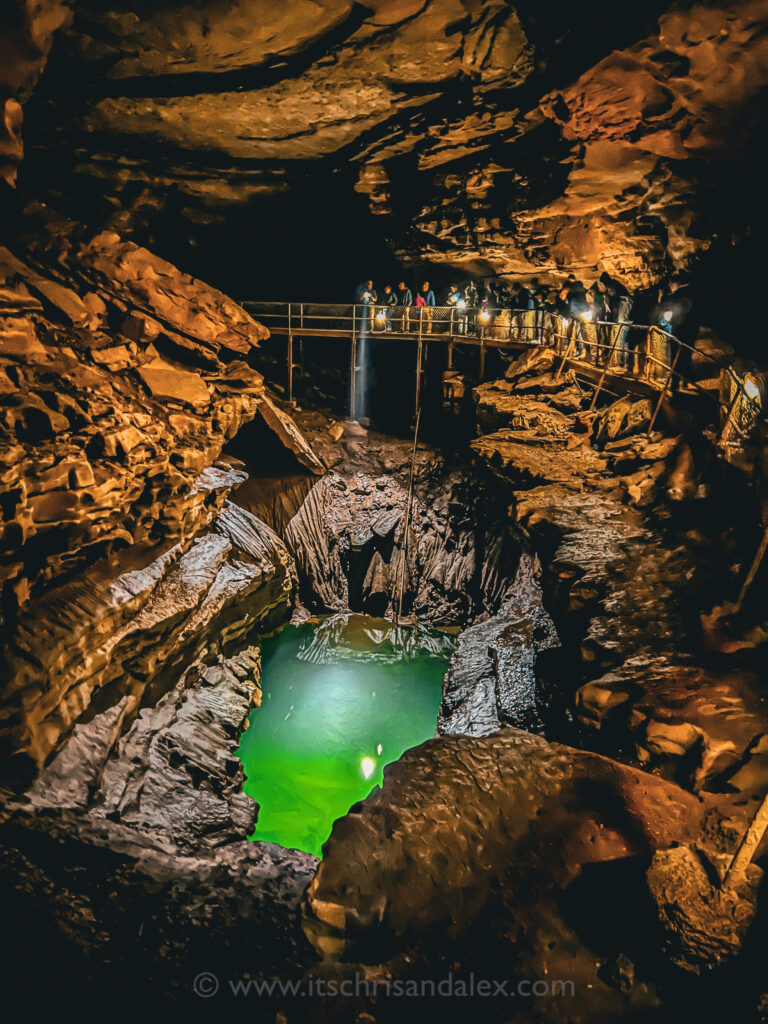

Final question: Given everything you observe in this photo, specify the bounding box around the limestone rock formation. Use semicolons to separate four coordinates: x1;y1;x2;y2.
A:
468;347;768;816
0;180;327;786
0;188;320;616
4;0;765;316
3;495;295;780
285;457;520;625
303;728;704;1014
439;550;559;736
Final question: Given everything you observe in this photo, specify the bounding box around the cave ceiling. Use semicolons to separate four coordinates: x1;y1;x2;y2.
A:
4;0;768;296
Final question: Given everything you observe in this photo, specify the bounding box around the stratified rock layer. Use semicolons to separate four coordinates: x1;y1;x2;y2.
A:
11;0;768;302
469;349;768;827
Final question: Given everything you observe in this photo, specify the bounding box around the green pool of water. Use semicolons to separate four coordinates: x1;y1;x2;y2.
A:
237;613;454;857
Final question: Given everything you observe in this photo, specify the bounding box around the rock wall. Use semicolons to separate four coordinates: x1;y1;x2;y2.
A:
0;179;325;782
467;346;768;817
6;0;768;318
0;157;324;1005
283;423;521;625
303;728;706;1015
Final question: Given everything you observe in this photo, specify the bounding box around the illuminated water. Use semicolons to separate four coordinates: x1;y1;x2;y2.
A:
237;613;454;857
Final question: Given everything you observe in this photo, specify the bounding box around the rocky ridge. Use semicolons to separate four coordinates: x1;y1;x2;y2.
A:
302;728;710;1019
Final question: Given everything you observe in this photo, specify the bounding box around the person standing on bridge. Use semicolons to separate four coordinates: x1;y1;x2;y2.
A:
380;283;398;332
652;277;695;389
600;272;632;370
397;280;413;332
355;279;378;330
421;281;436;333
447;285;468;335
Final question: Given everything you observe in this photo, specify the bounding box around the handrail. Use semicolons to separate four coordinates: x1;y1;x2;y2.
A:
241;301;763;443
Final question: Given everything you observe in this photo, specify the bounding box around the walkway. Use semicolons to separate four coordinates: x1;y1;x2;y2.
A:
242;301;758;441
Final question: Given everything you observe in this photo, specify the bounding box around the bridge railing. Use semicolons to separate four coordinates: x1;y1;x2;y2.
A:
242;301;762;443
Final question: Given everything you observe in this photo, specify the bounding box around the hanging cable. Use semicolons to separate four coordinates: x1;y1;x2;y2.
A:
394;407;422;636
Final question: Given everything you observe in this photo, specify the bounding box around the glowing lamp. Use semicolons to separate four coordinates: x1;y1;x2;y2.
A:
663;310;674;321
744;375;761;401
361;757;375;779
457;299;467;310
375;310;387;322
581;310;594;323
479;310;491;323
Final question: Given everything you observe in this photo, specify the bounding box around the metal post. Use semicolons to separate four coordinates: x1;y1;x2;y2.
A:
415;336;423;418
479;328;486;382
588;330;622;412
415;314;423;417
288;302;292;334
447;340;454;370
350;333;357;421
646;346;681;437
287;333;294;404
555;323;575;381
300;303;304;330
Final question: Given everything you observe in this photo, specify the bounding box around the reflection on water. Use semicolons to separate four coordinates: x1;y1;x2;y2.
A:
297;612;457;664
237;613;453;856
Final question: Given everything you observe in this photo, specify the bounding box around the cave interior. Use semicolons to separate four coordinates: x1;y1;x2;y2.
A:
2;1;768;1019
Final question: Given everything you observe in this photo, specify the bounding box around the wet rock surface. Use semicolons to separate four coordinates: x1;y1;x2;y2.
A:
0;807;318;1005
439;551;558;736
303;728;706;1016
0;177;327;1007
0;189;327;777
0;188;318;622
284;413;521;626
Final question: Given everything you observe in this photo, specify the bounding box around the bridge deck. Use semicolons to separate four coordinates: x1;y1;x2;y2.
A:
262;324;685;403
242;301;745;436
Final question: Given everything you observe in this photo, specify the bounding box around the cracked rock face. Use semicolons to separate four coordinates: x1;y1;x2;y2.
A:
6;0;768;305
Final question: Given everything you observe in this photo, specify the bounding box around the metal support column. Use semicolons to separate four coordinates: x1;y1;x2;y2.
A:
287;333;294;405
647;346;681;437
350;332;357;421
555;322;576;381
588;330;622;412
479;327;486;382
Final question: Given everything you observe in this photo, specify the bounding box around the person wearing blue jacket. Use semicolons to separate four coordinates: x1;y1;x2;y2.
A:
421;280;436;333
397;280;413;331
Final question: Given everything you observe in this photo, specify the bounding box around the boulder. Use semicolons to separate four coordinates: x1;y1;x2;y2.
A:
303;729;703;1008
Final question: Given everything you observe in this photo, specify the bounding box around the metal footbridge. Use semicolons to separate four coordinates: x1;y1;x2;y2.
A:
242;301;760;444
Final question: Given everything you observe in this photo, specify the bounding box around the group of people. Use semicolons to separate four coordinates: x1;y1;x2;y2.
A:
354;280;437;333
353;273;695;375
